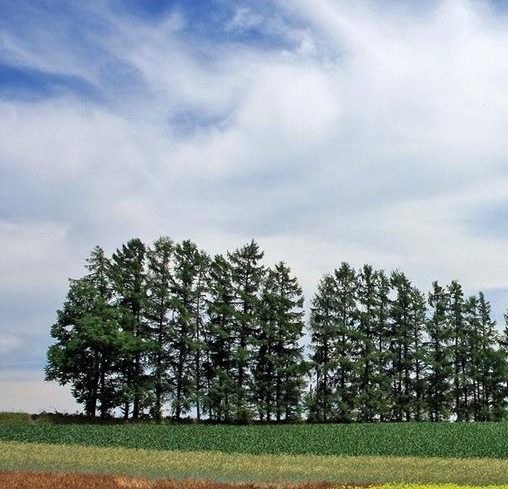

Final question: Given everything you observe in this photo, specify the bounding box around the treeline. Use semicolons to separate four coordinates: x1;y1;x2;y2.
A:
46;237;508;423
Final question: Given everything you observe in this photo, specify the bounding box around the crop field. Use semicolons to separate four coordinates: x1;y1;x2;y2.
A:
2;422;508;458
2;440;508;485
2;417;508;487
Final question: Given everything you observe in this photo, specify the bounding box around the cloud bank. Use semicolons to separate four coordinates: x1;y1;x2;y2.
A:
2;0;508;411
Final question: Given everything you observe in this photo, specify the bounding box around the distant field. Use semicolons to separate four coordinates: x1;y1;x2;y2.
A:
2;421;508;459
2;441;508;485
3;417;508;485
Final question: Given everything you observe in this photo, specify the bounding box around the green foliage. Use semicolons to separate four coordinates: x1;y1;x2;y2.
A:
0;412;33;425
47;237;508;424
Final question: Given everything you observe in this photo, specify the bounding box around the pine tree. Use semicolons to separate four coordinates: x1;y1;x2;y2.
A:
374;269;392;421
447;280;469;421
228;240;265;423
170;240;208;420
191;246;210;421
110;238;148;420
475;293;501;421
331;263;359;422
388;271;414;421
408;285;427;421
46;247;121;418
356;265;382;422
145;236;175;420
425;281;453;421
253;262;307;422
204;254;236;422
307;275;338;422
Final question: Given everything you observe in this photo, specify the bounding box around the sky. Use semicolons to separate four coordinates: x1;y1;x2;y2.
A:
2;0;508;413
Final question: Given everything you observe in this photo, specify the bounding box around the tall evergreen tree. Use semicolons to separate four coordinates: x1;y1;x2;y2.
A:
204;254;236;422
473;293;503;421
190;246;210;421
228;240;265;423
331;263;359;422
408;285;427;421
253;262;307;422
388;271;414;421
169;240;208;420
373;269;392;421
356;265;382;422
110;238;148;420
46;247;121;417
447;280;469;421
145;236;175;420
425;281;453;421
307;274;338;422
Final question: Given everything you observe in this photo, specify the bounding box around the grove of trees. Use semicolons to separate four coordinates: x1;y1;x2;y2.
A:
46;237;508;422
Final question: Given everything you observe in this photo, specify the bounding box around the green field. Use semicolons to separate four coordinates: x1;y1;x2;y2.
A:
1;422;508;459
2;441;508;485
3;418;508;485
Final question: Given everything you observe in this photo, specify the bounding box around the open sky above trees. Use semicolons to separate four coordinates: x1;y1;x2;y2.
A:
3;0;508;413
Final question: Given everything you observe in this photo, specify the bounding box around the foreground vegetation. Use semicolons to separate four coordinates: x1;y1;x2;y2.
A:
3;473;508;489
2;422;508;459
3;416;508;485
2;441;508;485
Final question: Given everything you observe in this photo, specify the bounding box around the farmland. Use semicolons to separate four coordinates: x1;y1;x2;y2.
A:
3;440;508;485
2;422;508;459
2;420;508;486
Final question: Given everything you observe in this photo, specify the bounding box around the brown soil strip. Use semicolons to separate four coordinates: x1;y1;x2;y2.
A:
0;471;373;489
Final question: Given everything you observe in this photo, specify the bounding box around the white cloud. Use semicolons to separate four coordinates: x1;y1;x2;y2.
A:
0;220;74;295
0;371;81;413
0;334;22;356
3;0;508;411
227;7;264;31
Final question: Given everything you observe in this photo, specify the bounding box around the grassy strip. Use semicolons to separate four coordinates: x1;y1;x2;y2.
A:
1;442;508;485
3;422;508;459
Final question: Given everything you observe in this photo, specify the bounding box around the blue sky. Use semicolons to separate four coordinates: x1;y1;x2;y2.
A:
2;0;508;413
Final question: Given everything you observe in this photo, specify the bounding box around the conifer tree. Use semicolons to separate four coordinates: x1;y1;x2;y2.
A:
204;254;236;422
253;262;307;422
110;238;148;419
425;281;453;421
388;271;414;421
190;246;210;421
474;293;503;420
408;285;427;421
331;263;358;422
145;236;175;420
170;240;208;420
447;280;469;421
356;265;382;422
306;274;338;422
46;246;121;418
374;269;392;421
228;240;265;422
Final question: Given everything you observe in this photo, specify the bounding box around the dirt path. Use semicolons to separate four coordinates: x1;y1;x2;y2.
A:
0;471;371;489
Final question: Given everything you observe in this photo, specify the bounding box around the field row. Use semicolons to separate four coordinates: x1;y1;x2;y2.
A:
2;441;508;485
2;422;508;458
0;471;344;489
3;471;508;489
